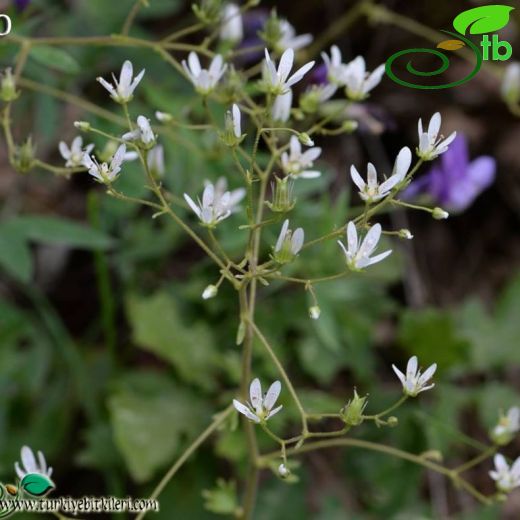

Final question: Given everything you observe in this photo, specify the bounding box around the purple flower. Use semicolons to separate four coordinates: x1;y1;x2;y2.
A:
405;134;495;212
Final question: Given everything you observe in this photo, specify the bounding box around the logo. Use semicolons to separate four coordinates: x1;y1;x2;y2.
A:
386;5;514;89
0;14;11;36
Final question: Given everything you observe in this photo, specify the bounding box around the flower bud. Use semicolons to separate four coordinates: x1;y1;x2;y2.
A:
0;68;19;102
341;120;359;133
340;389;368;426
387;416;399;427
309;305;321;320
155;111;173;123
278;463;290;478
13;137;36;173
258;10;283;50
192;0;222;25
298;132;314;146
432;207;449;220
202;284;218;300
74;121;91;132
398;229;413;240
265;176;296;213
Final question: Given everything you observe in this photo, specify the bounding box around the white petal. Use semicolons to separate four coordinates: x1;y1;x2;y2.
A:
278;48;295;83
233;399;260;423
21;446;37;473
249;378;262;409
184;193;202;219
392;364;406;385
428;112;441;139
350;165;366;192
358;223;382;258
291;228;304;254
266;404;283;420
286;60;315;88
393;146;412;180
406;356;419;380
346;221;358;255
263;380;281;411
119;60;134;91
15;462;25;479
365;249;392;266
418;363;437;386
366;163;378;188
58;142;70;160
188;52;201;76
276;219;290;252
97;77;116;97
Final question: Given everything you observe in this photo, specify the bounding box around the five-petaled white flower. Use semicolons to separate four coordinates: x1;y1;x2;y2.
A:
281;135;321;179
350;146;412;202
491;407;520;445
338;222;391;270
277;20;313;52
15;446;53;480
272;89;293;122
392;355;437;397
321;45;349;85
273;219;304;264
184;178;245;227
59;136;94;168
182;52;227;95
343;56;385;101
264;48;314;95
416;112;457;161
122;115;156;149
97;60;145;104
490;454;520;493
220;3;243;43
83;143;127;184
233;378;283;423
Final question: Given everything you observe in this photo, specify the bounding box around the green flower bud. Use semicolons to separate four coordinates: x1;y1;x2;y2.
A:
387;416;399;427
192;0;222;25
202;284;218;300
432;207;449;220
308;305;321;320
340;389;368;426
258;10;283;50
74;121;91;132
13;137;36;173
0;68;19;102
298;132;314;146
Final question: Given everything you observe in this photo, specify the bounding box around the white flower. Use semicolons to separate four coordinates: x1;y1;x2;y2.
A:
271;89;293;122
338;222;392;270
392;355;437;397
502;62;520;105
82;144;127;184
97;60;145;104
264;48;314;95
350;147;412;202
220;3;243;43
147;145;165;177
277;20;312;52
281;136;321;179
233;378;282;423
184;178;245;227
416;112;457;161
492;407;520;445
342;56;385;101
273;219;304;264
490;454;520;493
321;45;349;85
182;52;227;95
59;136;94;168
122;115;156;149
15;446;53;479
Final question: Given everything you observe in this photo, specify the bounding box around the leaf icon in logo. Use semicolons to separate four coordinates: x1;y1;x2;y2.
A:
453;5;514;35
437;39;466;51
20;473;55;497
